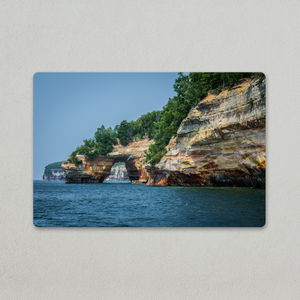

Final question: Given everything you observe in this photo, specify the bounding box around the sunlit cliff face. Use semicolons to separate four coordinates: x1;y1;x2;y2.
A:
147;78;266;188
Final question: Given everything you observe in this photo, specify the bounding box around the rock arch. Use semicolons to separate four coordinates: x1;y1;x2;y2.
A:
61;138;153;184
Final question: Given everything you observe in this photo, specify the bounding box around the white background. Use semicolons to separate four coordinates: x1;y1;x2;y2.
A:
1;0;300;299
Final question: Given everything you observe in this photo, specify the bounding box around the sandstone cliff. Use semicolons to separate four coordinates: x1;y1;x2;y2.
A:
62;138;153;183
146;78;266;188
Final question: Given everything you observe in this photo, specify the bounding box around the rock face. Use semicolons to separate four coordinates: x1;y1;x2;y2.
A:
62;157;115;183
147;79;266;188
43;169;65;181
62;138;153;183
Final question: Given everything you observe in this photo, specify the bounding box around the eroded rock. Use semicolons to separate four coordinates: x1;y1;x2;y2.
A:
62;138;153;183
147;78;266;188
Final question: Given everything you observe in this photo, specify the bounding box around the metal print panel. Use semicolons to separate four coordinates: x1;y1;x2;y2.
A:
33;72;266;227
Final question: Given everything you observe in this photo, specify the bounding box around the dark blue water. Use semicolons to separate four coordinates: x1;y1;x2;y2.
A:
33;180;265;227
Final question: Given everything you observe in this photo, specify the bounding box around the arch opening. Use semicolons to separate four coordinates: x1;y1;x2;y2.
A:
104;162;130;182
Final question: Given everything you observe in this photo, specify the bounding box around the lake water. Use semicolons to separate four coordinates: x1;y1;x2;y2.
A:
33;180;265;227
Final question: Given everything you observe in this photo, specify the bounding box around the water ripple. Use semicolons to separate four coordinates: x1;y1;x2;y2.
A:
33;181;265;227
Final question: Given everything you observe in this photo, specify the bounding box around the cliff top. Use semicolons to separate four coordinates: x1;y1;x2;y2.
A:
109;137;154;158
177;78;265;137
201;78;253;104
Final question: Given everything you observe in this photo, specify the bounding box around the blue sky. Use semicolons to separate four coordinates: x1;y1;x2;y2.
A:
34;72;180;179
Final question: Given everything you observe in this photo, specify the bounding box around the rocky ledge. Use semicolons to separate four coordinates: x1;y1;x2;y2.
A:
146;78;266;188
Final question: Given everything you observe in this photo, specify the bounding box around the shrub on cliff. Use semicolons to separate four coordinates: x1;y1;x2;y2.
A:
114;111;161;146
144;144;168;166
68;152;82;166
68;126;117;162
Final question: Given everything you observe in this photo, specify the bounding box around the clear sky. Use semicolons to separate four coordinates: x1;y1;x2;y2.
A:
34;72;180;179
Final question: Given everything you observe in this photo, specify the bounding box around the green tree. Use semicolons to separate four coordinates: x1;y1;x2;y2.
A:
116;120;130;146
